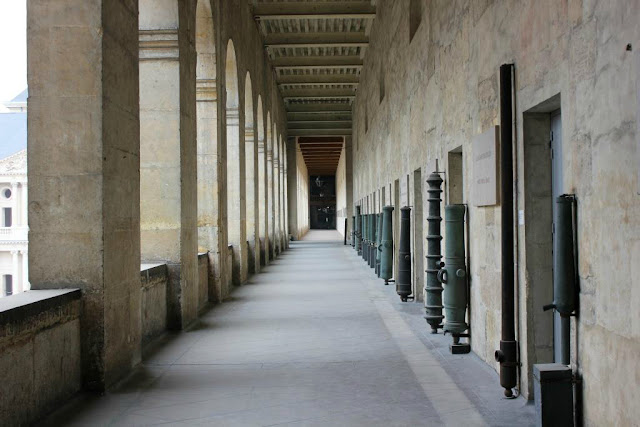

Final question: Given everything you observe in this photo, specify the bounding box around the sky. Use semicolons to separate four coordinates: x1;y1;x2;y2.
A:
0;0;27;102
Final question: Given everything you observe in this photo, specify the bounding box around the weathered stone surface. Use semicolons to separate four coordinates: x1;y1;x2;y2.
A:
351;1;640;424
0;291;81;426
140;264;168;348
28;0;141;390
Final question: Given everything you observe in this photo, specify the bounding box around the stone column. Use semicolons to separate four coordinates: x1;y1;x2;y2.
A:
28;0;141;390
196;77;220;302
267;144;275;259
20;182;28;228
139;2;198;330
283;147;289;248
11;250;19;294
287;139;298;243
245;127;258;274
20;250;28;292
273;141;281;255
11;182;19;227
258;136;268;265
344;136;354;223
278;139;285;250
226;107;247;286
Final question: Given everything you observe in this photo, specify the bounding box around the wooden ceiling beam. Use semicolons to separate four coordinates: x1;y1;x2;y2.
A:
264;32;369;47
282;88;356;98
289;121;352;130
272;55;363;68
277;75;360;84
289;129;352;136
288;112;352;121
253;2;375;17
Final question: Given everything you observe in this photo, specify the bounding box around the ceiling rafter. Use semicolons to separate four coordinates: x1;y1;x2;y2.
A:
252;1;377;171
253;2;376;16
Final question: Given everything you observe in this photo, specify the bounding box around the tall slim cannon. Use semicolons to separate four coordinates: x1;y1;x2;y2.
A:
396;207;412;302
424;173;444;333
379;206;394;285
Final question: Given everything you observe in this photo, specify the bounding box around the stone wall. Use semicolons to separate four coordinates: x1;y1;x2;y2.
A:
294;144;310;239
140;265;168;348
352;1;640;424
336;146;348;238
198;253;209;313
0;290;81;426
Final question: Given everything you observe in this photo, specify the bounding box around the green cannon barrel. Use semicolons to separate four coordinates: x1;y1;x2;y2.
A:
396;207;412;302
355;206;362;254
424;173;444;333
362;214;369;262
379;206;394;282
369;213;377;268
551;195;577;317
375;213;383;277
438;205;469;337
351;216;356;247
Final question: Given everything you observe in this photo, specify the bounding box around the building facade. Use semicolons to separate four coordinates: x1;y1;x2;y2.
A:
0;90;28;297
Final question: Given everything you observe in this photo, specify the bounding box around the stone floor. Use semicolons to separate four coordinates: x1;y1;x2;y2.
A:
41;230;535;426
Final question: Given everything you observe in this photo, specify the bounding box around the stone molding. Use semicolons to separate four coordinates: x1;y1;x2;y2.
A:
196;78;217;102
139;29;179;61
226;107;240;126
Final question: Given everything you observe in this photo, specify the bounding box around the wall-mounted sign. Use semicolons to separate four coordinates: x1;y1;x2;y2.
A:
473;126;500;206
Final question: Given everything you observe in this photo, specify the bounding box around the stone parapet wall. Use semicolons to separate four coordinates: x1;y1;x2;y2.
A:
0;289;81;426
198;253;209;313
140;264;169;348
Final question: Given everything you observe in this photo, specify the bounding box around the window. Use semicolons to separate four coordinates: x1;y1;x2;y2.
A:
4;275;13;296
409;0;424;42
1;188;11;199
3;208;12;227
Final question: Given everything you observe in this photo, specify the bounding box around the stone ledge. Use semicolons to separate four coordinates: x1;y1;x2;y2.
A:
0;289;81;326
140;263;168;285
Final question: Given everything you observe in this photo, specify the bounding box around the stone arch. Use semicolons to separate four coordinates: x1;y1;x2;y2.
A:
195;0;220;302
139;0;199;329
225;39;243;288
244;72;258;274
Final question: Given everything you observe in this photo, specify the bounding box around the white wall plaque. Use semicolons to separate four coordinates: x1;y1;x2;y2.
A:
472;126;500;206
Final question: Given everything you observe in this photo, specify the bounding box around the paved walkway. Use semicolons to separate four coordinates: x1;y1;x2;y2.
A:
42;230;534;426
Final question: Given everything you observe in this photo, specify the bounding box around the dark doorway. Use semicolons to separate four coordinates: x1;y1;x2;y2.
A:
309;175;336;229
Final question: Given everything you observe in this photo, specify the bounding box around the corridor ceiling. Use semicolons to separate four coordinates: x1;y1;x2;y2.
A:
251;0;376;174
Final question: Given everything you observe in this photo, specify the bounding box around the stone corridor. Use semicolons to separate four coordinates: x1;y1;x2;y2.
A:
41;231;534;426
